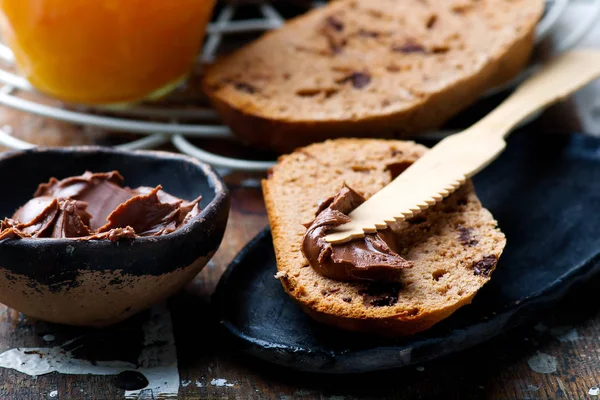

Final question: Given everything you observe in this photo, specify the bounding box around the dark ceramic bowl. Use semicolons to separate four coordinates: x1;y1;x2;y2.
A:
0;147;229;327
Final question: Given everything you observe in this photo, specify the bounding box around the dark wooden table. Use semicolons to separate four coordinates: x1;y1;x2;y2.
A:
1;2;600;399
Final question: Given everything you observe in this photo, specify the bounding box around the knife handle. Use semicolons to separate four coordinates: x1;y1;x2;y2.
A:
325;50;600;244
467;50;600;140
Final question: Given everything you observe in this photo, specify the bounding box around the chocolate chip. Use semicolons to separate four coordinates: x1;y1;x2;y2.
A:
352;73;371;88
426;14;438;29
358;29;380;38
351;165;374;173
326;16;344;31
233;82;258;94
452;4;473;14
296;88;322;97
338;72;371;89
321;287;340;296
392;39;426;54
359;283;401;307
458;227;478;246
342;297;352;303
371;296;398;307
472;255;497;277
431;45;450;54
324;88;339;99
320;16;347;54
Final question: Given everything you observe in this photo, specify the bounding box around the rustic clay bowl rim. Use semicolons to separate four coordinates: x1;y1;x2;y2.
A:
0;146;229;249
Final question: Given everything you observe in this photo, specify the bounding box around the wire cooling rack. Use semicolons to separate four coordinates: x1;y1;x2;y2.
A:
0;0;597;172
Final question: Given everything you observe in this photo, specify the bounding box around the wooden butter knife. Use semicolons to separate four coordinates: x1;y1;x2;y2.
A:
325;50;600;244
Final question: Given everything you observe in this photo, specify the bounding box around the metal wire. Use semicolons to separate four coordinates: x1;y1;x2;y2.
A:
88;105;219;121
116;134;169;151
202;5;236;63
172;135;275;171
0;91;233;137
0;0;594;172
556;0;600;52
0;85;33;149
536;0;570;42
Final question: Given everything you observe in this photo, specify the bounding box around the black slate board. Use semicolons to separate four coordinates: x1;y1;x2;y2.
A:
213;132;600;373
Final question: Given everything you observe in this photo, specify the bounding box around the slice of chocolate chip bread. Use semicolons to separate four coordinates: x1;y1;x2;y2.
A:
204;0;544;153
262;139;506;336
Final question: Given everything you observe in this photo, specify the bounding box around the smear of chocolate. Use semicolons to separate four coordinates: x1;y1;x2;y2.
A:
302;185;412;282
0;171;201;241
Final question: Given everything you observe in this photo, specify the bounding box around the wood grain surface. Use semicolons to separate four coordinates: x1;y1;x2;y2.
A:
0;2;600;399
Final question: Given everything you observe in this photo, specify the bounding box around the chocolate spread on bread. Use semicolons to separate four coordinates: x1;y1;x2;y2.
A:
302;185;412;282
0;171;201;241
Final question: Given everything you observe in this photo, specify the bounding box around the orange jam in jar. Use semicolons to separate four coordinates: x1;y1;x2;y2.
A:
0;0;215;105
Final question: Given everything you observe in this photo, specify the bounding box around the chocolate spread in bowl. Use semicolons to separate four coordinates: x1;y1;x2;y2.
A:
0;171;201;241
302;185;412;282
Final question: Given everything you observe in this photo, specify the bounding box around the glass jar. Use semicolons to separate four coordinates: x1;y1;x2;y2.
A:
0;0;215;105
